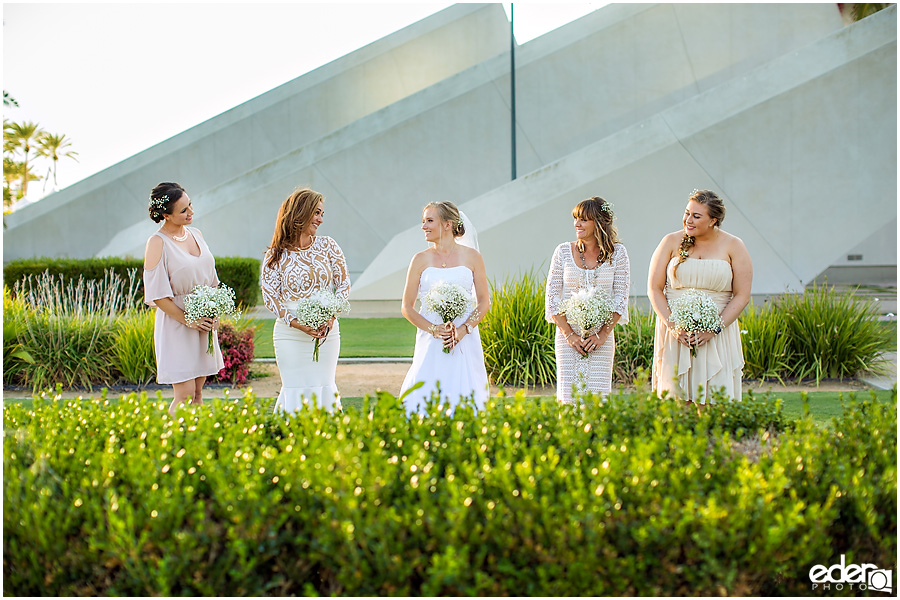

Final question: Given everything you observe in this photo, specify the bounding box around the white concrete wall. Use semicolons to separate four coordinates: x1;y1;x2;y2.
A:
3;3;511;259
352;5;897;300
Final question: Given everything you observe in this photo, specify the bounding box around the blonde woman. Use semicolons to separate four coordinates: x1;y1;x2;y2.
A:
399;201;490;414
545;196;630;403
647;189;752;405
260;188;350;413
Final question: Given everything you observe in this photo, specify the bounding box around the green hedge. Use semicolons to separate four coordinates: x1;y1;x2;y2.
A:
3;388;895;595
3;256;261;307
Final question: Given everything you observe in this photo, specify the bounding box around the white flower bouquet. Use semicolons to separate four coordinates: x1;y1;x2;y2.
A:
293;289;351;361
183;284;241;354
668;288;724;356
420;281;475;354
561;286;614;357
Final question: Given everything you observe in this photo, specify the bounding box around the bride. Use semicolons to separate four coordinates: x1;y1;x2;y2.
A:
399;201;491;414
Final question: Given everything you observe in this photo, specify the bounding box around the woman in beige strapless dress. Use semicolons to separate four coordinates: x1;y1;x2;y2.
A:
647;190;753;405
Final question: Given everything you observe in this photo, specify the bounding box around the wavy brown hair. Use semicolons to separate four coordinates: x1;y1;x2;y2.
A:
674;189;726;277
265;188;323;269
573;196;618;264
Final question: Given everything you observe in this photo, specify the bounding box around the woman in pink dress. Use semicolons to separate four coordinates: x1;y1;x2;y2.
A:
143;182;224;416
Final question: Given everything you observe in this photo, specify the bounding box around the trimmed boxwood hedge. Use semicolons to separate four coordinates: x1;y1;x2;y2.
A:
3;388;895;595
3;256;261;307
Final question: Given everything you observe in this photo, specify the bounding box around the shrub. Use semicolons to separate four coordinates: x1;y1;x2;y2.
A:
211;317;257;385
776;282;894;383
112;310;157;386
739;299;795;382
480;270;556;387
2;287;34;386
4;256;262;308
612;305;655;384
3;388;894;596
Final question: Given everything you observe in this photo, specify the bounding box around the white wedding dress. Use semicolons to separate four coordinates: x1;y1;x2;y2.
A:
399;266;489;414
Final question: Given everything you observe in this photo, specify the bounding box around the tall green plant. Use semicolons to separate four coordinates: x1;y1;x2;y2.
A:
2;287;34;385
613;305;656;384
112;310;156;385
480;270;556;387
777;282;894;383
739;300;795;382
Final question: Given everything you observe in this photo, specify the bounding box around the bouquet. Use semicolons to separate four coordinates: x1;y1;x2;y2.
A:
560;286;615;357
293;289;351;361
668;288;723;356
420;281;475;354
183;284;241;354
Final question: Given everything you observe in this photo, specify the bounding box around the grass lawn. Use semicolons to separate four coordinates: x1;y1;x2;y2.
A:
253;318;415;358
11;388;891;429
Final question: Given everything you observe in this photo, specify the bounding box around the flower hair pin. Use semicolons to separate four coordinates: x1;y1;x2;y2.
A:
149;195;169;210
600;201;614;215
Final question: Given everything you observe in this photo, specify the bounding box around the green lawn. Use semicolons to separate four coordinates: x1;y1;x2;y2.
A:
253;318;415;358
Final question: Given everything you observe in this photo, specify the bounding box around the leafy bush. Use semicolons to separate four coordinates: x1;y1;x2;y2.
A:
2;287;34;386
212;317;258;385
612;305;655;384
739;299;795;382
112;309;156;385
776;282;894;383
4;255;261;308
481;270;556;387
3;387;894;596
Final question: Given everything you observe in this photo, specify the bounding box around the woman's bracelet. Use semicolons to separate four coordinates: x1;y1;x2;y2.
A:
428;324;438;337
565;331;577;341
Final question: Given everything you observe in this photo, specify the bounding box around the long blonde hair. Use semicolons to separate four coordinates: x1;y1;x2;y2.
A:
265;188;323;269
573;197;618;264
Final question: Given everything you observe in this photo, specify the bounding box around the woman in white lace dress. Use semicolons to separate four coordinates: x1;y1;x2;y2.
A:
399;201;490;414
260;188;350;413
545;197;631;403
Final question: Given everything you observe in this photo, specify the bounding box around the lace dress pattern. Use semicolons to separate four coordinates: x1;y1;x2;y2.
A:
545;242;630;402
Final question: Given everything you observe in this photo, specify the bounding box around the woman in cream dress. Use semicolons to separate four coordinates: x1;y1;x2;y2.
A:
143;182;224;417
648;189;753;405
260;188;350;413
399;201;490;414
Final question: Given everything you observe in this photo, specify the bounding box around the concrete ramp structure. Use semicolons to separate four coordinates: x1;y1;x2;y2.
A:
4;3;895;305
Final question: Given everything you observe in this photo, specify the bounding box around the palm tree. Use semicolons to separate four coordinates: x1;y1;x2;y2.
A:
3;91;18;107
2;157;40;208
36;132;78;191
4;121;44;198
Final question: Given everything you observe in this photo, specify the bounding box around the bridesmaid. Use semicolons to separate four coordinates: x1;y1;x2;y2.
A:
647;189;752;405
260;188;350;413
545;197;630;403
143;182;224;417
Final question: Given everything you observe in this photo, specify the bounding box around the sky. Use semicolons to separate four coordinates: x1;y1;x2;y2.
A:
3;2;605;199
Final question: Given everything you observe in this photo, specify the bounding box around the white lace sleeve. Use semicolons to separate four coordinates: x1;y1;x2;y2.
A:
326;237;351;302
545;243;565;322
612;243;631;325
259;251;296;326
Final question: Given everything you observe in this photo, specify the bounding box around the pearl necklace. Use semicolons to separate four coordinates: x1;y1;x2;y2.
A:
171;228;189;242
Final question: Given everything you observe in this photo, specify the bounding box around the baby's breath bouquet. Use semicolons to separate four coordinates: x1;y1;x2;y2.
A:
421;281;475;354
561;286;615;358
668;288;724;356
293;289;351;361
183;284;241;354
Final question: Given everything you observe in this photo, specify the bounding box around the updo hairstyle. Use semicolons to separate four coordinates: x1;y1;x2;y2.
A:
424;201;465;237
148;182;185;223
572;196;618;264
675;189;726;275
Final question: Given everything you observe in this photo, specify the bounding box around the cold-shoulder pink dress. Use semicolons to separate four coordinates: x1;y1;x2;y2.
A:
143;227;224;384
